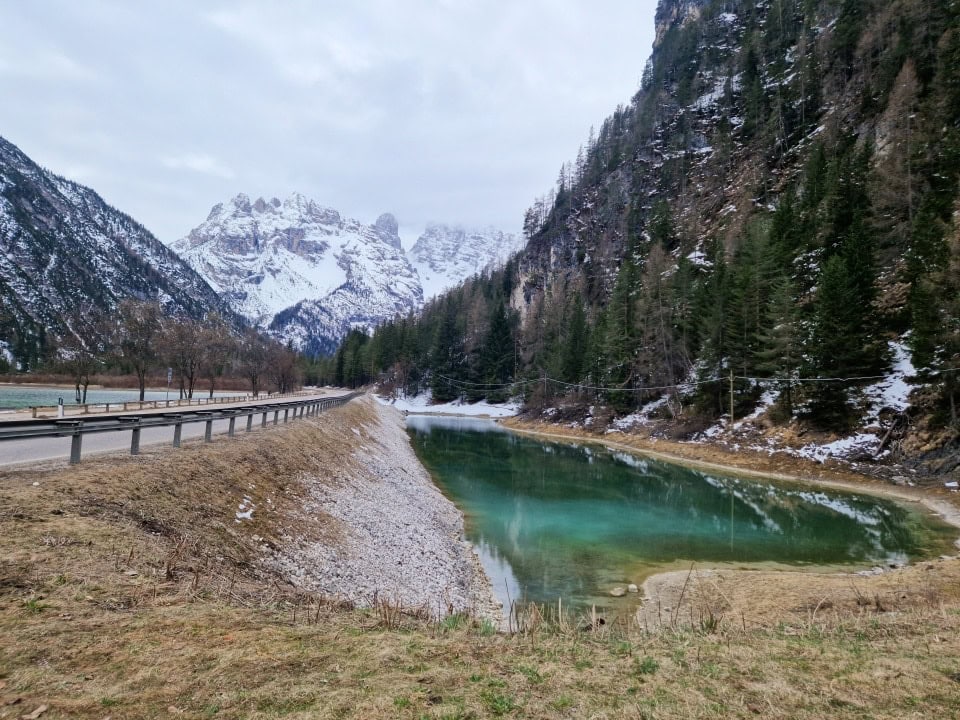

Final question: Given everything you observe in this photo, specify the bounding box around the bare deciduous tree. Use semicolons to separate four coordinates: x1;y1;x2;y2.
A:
239;328;269;398
115;300;163;401
200;314;236;398
268;343;302;395
163;317;204;399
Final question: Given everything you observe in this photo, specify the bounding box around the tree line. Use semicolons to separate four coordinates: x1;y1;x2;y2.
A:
9;300;303;403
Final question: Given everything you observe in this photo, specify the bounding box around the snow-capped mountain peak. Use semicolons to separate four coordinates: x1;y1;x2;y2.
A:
172;193;421;354
407;224;524;299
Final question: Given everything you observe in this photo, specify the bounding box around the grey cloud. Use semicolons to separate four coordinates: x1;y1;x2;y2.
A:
0;0;657;245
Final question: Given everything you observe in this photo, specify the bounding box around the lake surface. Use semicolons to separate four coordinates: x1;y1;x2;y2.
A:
407;415;957;611
0;385;236;409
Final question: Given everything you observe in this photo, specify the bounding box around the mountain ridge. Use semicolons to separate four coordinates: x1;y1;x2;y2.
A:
338;0;960;470
0;135;236;367
172;192;422;356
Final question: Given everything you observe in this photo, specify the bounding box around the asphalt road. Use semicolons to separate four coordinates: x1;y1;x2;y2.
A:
0;393;341;468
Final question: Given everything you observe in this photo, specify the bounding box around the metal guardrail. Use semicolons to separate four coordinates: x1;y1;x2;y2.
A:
24;389;321;419
0;392;363;465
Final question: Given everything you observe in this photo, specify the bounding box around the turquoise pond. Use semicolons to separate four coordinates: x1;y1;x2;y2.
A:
0;385;235;410
407;415;957;611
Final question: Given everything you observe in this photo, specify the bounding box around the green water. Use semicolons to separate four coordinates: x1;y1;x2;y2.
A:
407;416;957;610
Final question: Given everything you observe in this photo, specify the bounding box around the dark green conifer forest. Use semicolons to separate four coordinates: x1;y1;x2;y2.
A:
327;0;960;439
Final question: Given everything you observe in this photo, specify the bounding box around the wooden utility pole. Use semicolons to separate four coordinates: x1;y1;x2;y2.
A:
729;368;735;425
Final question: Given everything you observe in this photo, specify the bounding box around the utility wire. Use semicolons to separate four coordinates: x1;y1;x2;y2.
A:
433;366;960;394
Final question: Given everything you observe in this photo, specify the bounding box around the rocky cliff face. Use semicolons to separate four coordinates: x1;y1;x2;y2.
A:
407;224;524;299
172;193;422;355
0;135;232;366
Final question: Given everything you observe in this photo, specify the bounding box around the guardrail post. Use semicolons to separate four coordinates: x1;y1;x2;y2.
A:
273;409;279;425
71;429;82;464
164;414;184;448
283;408;289;423
196;411;214;442
261;410;268;428
118;416;142;455
56;420;84;464
228;415;236;437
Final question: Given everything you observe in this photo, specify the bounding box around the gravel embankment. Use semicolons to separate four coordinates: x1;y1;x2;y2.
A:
269;398;501;621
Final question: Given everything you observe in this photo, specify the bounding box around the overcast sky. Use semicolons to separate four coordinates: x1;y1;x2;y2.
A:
0;1;658;246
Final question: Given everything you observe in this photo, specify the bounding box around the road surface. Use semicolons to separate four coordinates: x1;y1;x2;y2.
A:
0;392;346;468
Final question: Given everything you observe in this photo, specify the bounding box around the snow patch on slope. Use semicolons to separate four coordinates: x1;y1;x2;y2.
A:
375;391;519;418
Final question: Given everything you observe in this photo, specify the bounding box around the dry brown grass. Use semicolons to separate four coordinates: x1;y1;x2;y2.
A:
1;398;959;719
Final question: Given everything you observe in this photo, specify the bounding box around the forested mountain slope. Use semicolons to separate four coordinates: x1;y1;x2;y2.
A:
0;136;236;367
335;0;960;468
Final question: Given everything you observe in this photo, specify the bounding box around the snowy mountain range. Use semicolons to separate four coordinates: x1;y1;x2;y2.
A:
173;194;523;354
0;132;524;360
0;135;233;364
171;194;422;355
407;224;523;299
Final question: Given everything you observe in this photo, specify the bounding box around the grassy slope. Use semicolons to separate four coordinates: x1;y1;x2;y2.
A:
1;399;959;719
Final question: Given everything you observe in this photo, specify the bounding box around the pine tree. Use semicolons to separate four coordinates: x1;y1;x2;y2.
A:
693;242;729;415
756;276;801;416
769;189;801;267
725;223;772;380
649;200;676;251
480;300;514;403
604;259;639;411
560;294;588;384
430;300;464;402
807;255;860;429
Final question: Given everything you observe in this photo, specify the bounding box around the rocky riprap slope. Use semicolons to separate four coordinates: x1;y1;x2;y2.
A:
268;396;500;619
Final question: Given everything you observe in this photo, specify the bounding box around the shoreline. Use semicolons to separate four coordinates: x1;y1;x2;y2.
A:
501;418;960;547
497;417;960;628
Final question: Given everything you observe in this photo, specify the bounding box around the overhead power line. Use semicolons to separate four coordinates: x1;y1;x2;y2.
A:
432;366;960;394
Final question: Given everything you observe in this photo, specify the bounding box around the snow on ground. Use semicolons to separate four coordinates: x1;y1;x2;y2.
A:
780;339;916;462
686;250;711;268
790;433;882;464
609;395;669;432
686;339;918;462
737;388;779;426
863;340;915;424
235;495;255;522
375;390;519;418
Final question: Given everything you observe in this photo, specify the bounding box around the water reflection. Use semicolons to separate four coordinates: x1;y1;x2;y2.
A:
407;415;953;608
